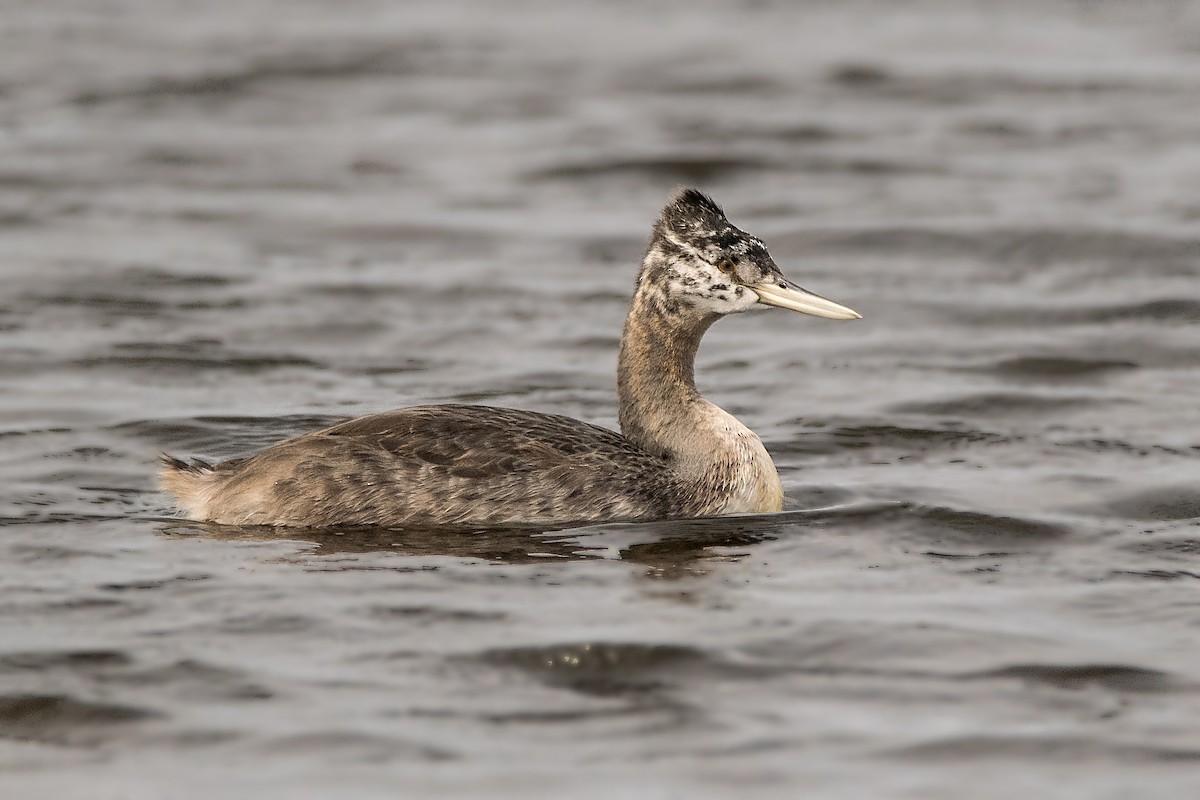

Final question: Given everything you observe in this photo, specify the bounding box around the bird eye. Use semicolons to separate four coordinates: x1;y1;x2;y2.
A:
717;259;736;274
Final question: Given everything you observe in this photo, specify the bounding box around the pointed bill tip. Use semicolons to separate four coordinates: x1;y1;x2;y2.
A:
748;282;861;320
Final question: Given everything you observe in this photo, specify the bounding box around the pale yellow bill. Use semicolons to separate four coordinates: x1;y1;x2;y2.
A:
749;280;861;320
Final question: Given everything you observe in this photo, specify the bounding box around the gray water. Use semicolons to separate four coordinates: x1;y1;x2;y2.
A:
3;1;1200;797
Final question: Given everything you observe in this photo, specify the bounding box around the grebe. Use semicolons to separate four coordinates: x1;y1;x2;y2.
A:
159;189;859;527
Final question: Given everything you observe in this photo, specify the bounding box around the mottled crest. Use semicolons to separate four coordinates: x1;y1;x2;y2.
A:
652;187;771;265
660;188;727;235
633;188;781;318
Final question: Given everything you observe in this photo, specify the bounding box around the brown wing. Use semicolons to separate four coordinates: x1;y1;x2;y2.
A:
206;404;688;527
319;404;648;474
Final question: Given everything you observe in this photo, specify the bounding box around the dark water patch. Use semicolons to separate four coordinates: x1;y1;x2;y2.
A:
75;352;317;372
136;148;225;168
891;392;1101;418
0;511;131;527
1057;438;1194;459
255;730;454;762
559;503;904;568
1102;486;1200;521
784;225;1198;266
479;705;661;726
973;356;1139;382
776;420;1010;457
619;529;779;573
829;62;892;87
356;649;424;664
0;650;131;673
814;156;934;175
1125;538;1200;557
101;573;211;592
542;151;939;180
741;620;1049;679
16;288;244;322
355;358;432;375
28;293;172;318
766;123;842;142
302;563;443;577
1100;339;1200;371
955;119;1029;138
98;659;273;701
7;542;116;563
829;64;1176;104
178;297;250;312
159;728;243;748
114;414;343;454
1089;298;1200;324
164;520;588;561
366;605;507;624
564;334;621;351
1112;569;1200;581
49;595;128;611
73;47;416;105
856;504;1073;555
127;414;342;435
0;596;129;619
349;159;406;175
954;118;1143;145
970;664;1178;693
767;154;945;176
452;381;591;404
786;226;984;257
474;642;728;697
771;500;908;528
914;506;1068;540
784;484;859;509
301;282;421;299
302;221;498;252
0;694;158;746
0;172;57;189
890;734;1200;762
214;613;316;635
649;74;784;95
69;445;117;459
923;551;1010;563
529;155;771;183
579;235;644;265
562;288;635;304
0;427;75;441
28;267;282;314
117;266;239;289
724;122;846;144
584;501;905;537
79;484;153;498
946;298;1200;328
0;210;38;227
75;341;323;374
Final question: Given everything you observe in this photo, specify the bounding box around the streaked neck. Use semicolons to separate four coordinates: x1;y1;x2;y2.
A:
616;284;783;515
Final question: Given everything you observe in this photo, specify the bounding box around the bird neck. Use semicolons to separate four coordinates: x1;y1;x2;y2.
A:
617;291;712;456
616;284;783;515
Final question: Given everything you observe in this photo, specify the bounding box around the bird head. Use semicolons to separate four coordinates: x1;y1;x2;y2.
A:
639;188;860;321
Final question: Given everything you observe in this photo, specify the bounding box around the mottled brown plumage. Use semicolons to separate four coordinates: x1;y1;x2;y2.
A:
159;189;860;528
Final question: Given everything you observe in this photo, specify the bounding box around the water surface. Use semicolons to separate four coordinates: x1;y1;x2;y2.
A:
2;1;1200;797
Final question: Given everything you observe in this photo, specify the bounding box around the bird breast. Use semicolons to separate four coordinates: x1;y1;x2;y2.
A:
690;406;784;515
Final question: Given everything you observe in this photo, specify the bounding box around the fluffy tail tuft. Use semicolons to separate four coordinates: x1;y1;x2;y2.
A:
158;453;215;474
158;453;218;519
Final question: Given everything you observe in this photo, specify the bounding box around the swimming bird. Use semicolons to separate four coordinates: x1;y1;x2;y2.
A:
159;189;859;528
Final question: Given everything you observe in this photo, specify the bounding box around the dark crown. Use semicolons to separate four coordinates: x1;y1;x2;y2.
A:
659;188;728;237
